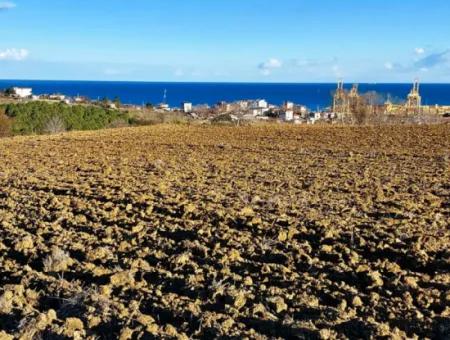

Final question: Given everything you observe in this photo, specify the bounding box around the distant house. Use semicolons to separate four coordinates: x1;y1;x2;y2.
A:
237;100;250;110
250;99;269;116
74;96;88;103
49;94;66;101
284;101;294;110
158;103;170;111
216;101;232;113
280;110;294;122
280;102;295;121
182;102;193;113
308;111;322;124
12;87;32;98
251;99;268;109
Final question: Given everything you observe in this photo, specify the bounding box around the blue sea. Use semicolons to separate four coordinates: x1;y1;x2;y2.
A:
1;80;450;109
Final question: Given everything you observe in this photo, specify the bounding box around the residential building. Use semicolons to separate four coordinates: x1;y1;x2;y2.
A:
49;94;66;101
12;87;32;98
284;101;294;110
280;110;294;121
308;111;322;124
250;99;269;116
280;101;295;121
251;99;268;109
182;102;193;113
216;101;232;113
158;102;170;111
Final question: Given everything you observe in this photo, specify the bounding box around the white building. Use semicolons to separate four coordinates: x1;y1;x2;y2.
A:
280;110;294;122
12;87;32;98
216;101;232;112
251;99;268;109
308;111;322;124
237;100;250;109
158;103;170;111
284;101;294;110
49;94;66;101
250;99;269;116
182;102;193;113
74;96;86;103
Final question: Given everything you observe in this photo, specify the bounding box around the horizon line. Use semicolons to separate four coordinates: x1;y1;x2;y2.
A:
1;78;450;85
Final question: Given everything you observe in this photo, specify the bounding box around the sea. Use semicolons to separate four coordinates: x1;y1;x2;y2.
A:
1;80;450;110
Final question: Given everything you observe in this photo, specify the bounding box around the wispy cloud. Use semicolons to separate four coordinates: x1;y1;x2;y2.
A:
385;49;450;73
413;49;449;69
414;47;425;55
103;68;123;76
288;56;338;69
257;56;345;79
0;48;29;61
332;64;342;78
0;1;15;10
174;68;184;77
258;58;282;75
384;62;394;70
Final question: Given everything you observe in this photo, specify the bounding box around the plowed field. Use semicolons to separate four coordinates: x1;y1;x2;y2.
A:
0;124;449;339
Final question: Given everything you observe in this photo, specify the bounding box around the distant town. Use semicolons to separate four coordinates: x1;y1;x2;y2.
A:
1;80;449;125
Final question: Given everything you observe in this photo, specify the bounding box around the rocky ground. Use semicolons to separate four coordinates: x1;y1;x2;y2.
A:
0;124;449;339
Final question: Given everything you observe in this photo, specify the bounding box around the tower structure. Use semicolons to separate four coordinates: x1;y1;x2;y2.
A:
348;84;360;109
163;89;167;104
406;79;422;114
332;80;349;119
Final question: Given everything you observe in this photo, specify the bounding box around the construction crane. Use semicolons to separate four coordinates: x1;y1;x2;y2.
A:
406;79;422;114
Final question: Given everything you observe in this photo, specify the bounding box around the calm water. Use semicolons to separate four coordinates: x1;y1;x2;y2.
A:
1;80;450;109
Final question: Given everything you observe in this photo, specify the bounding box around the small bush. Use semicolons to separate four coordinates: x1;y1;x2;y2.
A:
44;115;67;134
0;113;12;137
107;118;130;129
130;110;190;126
43;247;74;272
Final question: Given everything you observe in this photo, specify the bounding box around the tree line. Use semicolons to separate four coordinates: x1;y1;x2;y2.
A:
0;101;130;136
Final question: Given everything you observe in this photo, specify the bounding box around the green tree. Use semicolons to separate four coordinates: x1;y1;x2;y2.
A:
4;101;129;135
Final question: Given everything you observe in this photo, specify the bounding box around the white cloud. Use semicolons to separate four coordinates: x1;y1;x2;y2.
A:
415;47;425;55
0;2;16;10
258;58;282;75
0;48;29;61
381;49;449;75
262;58;282;69
290;57;337;69
332;64;342;78
384;62;394;70
103;68;122;76
174;68;184;77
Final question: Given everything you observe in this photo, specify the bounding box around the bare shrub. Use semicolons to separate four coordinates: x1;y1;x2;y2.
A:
44;115;66;134
43;247;73;272
0;113;12;137
107;118;130;129
132;110;190;125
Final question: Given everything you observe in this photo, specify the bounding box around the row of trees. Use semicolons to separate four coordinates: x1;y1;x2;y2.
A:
0;101;130;135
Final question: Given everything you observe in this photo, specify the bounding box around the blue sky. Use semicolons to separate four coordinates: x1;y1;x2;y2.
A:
1;0;449;82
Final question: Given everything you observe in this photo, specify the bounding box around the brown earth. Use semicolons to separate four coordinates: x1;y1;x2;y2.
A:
0;124;449;339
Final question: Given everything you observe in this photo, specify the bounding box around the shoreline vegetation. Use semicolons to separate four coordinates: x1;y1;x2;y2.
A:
0;99;448;139
0;100;192;138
